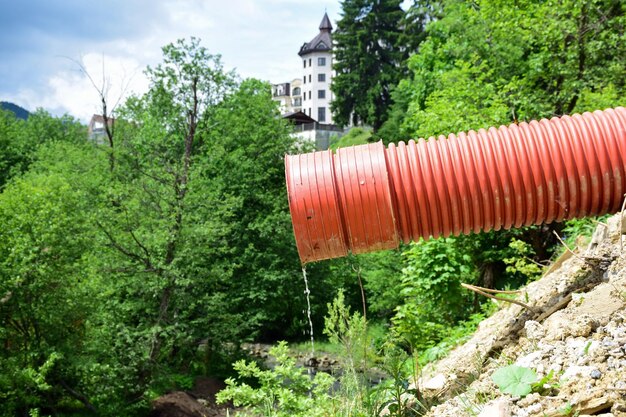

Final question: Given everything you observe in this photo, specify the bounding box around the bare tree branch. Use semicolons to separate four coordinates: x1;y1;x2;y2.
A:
461;283;537;313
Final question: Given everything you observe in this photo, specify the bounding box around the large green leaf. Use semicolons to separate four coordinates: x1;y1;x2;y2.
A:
492;365;537;397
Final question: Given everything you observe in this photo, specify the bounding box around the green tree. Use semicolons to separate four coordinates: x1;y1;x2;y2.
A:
199;79;313;340
382;0;625;354
332;0;411;130
0;164;98;415
74;39;322;412
78;38;243;409
394;0;626;139
0;109;85;189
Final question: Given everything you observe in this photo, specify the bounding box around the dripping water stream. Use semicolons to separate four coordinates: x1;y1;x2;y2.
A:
302;266;315;358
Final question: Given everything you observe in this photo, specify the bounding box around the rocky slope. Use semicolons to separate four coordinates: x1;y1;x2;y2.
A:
418;213;626;416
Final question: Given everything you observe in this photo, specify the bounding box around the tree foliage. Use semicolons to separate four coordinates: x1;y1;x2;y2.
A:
0;38;345;415
0;109;85;188
391;238;476;350
389;0;626;139
382;0;625;354
332;0;418;130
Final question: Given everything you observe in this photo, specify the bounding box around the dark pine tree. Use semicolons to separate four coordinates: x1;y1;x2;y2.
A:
331;0;407;131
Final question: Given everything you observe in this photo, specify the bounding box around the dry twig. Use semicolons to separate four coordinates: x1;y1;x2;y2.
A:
552;231;610;263
552;230;584;262
461;283;537;313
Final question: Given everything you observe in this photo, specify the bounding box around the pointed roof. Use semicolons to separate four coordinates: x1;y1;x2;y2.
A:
299;13;333;57
319;12;333;32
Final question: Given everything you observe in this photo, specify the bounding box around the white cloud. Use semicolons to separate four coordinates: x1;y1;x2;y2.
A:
6;53;149;123
2;0;345;122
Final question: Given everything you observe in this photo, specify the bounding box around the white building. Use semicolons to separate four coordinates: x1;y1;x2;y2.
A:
298;13;334;124
272;13;345;149
272;78;302;114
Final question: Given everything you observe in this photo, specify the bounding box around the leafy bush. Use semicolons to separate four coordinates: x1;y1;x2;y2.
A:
392;238;477;350
504;239;544;281
216;341;334;417
419;303;497;365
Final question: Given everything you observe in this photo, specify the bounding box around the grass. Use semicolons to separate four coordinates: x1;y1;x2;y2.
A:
290;321;387;357
329;127;372;150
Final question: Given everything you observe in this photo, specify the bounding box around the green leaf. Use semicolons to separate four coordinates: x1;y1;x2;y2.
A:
492;365;537;397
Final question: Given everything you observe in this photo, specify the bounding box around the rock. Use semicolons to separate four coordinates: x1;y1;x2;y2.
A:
517;393;541;407
546;313;597;340
417;213;626;417
570;314;597;337
587;222;609;253
590;369;602;379
151;392;211;417
422;373;446;391
561;365;595;380
577;396;614;415
478;398;512;417
572;292;585;304
524;321;545;340
515;351;543;368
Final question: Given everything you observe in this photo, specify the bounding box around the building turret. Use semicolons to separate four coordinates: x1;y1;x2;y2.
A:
298;13;334;124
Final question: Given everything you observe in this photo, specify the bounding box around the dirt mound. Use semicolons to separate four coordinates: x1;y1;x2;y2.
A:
418;213;626;416
151;392;211;417
151;377;228;417
189;377;225;405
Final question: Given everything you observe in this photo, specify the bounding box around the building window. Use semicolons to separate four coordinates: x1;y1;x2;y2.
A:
309;108;311;117
303;76;306;84
309;91;312;99
303;60;306;68
309;58;312;66
308;74;311;83
318;73;326;82
293;87;301;96
318;90;326;99
318;57;326;66
303;93;306;101
293;98;302;106
318;107;326;122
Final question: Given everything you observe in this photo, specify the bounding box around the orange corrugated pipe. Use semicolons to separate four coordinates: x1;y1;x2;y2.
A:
285;107;626;264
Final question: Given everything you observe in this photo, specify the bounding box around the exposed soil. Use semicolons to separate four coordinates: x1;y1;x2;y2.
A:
416;213;626;416
151;377;228;417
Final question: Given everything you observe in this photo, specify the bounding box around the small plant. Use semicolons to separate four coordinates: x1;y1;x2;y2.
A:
559;401;577;416
503;239;544;281
492;365;560;398
371;346;425;417
491;365;537;397
216;341;334;417
323;290;372;416
323;290;371;373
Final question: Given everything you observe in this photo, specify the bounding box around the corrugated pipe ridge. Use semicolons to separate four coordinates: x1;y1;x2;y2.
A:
285;107;626;263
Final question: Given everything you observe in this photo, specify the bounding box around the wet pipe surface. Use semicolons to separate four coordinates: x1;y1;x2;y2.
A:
285;107;626;264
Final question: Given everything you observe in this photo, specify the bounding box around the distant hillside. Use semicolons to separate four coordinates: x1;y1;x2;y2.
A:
1;101;30;120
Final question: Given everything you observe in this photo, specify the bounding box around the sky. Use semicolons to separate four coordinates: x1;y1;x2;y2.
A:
0;0;346;122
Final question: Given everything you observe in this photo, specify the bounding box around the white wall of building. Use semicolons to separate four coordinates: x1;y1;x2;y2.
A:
291;78;302;112
301;51;333;124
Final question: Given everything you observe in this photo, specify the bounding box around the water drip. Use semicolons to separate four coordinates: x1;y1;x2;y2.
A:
301;266;315;358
